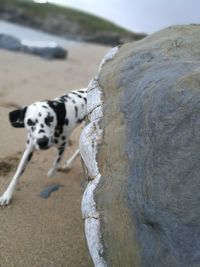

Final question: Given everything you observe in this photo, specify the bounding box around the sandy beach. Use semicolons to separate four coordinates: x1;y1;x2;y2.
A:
0;43;109;266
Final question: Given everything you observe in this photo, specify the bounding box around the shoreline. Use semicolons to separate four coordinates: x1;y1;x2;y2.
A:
0;20;81;48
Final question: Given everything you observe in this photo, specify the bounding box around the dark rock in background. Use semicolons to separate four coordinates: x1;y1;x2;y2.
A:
0;34;21;51
84;31;146;46
92;25;200;266
84;32;122;46
21;41;67;59
0;33;67;59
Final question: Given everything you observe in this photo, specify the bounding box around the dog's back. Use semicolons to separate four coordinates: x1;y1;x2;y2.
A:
55;88;87;131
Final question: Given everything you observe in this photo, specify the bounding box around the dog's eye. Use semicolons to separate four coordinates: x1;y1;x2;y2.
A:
45;116;53;126
27;119;34;126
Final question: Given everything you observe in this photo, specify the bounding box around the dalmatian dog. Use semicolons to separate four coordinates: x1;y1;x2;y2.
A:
0;88;87;206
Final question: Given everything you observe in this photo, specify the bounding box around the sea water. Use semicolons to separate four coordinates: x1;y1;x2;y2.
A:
0;20;80;48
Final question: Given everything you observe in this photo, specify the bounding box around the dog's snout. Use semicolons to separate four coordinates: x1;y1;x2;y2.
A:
37;136;49;149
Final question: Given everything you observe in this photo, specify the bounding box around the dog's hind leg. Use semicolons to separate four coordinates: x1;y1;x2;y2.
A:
0;145;34;206
60;149;80;172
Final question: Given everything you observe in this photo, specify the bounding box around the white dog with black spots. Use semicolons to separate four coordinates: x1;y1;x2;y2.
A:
0;88;87;206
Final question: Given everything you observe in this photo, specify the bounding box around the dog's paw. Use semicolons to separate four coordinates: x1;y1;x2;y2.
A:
59;162;72;173
0;192;12;206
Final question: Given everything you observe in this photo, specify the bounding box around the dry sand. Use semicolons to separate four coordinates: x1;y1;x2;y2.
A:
0;43;110;267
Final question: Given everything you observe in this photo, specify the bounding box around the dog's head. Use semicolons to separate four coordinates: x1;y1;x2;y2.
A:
9;100;66;150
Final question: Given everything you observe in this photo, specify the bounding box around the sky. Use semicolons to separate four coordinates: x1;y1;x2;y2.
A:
34;0;200;34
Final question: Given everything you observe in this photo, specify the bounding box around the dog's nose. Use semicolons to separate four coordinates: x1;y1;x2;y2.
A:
37;136;49;149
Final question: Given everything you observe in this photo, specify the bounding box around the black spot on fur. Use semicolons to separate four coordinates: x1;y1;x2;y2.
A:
54;132;59;138
60;95;68;102
65;95;71;99
42;105;48;109
77;116;86;124
20;168;25;176
39;129;45;134
27;119;35;126
71;92;82;98
55;125;63;135
59;143;65;149
71;92;78;96
78;90;86;94
28;152;33;162
62;142;66;147
62;136;66;140
48;101;66;127
57;157;61;163
45;115;54;127
74;106;78;118
59;149;64;156
39;112;42;116
65;118;69;125
83;97;87;103
41;124;44;128
20;151;33;176
54;139;58;144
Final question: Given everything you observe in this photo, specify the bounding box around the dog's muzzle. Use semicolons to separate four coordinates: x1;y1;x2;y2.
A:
37;136;49;150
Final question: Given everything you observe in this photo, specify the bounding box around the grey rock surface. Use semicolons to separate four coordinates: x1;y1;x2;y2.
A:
92;25;200;266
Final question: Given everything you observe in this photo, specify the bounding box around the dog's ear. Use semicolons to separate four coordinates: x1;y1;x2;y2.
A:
9;107;27;128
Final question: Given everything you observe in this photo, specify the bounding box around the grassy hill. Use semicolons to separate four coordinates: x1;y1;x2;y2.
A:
0;0;146;46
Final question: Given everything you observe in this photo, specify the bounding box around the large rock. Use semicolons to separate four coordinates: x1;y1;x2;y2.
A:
80;25;200;266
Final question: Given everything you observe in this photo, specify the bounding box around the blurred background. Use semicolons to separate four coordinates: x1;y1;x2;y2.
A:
0;0;200;49
0;1;200;267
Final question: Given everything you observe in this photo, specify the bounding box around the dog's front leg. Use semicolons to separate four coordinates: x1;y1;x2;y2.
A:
47;143;66;177
0;145;34;206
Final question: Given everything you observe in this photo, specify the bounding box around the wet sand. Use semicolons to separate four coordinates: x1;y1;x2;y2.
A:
0;43;109;267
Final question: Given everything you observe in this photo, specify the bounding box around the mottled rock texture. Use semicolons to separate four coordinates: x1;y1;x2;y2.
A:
94;25;200;266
